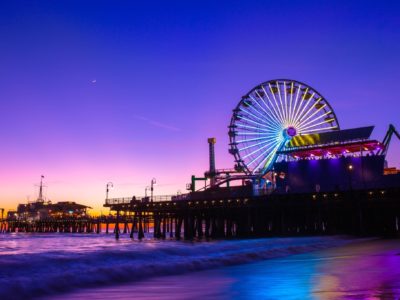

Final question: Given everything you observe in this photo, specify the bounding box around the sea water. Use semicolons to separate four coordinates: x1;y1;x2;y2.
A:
0;234;399;299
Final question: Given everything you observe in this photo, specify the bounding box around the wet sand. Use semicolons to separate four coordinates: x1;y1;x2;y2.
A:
48;239;400;300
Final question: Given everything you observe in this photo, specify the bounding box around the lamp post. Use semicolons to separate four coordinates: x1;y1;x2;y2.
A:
348;164;353;190
151;178;156;203
106;182;113;201
145;186;150;198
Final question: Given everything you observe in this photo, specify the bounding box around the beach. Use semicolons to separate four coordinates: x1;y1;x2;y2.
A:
51;238;400;300
1;234;399;299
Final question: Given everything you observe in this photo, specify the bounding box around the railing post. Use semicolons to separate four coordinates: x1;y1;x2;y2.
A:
115;210;120;239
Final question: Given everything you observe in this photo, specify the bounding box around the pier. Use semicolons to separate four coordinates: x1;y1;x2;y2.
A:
2;79;399;241
103;187;400;239
3;187;399;240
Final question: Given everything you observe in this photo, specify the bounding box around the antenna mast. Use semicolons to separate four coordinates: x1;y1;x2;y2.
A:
38;175;45;202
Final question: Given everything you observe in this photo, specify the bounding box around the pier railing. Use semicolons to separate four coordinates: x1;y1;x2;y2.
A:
105;193;190;205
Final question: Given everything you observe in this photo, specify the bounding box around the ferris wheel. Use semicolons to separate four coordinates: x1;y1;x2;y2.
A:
229;79;340;176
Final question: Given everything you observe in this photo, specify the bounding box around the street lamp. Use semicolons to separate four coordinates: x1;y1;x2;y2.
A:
106;182;114;201
151;178;156;202
348;164;353;190
145;186;150;198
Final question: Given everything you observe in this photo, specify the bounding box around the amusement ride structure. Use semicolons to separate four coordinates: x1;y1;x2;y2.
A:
229;79;340;176
190;79;399;194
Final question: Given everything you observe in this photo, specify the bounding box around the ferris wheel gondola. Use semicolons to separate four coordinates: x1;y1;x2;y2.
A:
228;79;340;176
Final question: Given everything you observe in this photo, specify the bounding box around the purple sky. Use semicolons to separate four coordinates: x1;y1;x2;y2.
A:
0;0;399;212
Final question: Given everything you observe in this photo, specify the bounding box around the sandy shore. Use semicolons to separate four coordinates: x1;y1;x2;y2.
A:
46;238;400;300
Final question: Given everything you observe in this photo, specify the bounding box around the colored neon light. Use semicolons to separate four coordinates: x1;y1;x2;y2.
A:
250;94;281;128
260;85;285;125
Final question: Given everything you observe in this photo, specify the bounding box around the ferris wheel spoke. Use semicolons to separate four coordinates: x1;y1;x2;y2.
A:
262;85;285;125
237;136;280;152
292;87;310;124
252;148;275;171
256;85;282;124
236;136;278;144
236;132;271;136
243;100;282;131
293;91;315;126
250;91;279;126
239;108;281;132
236;128;278;138
276;82;287;123
288;81;295;126
242;139;279;159
235;130;272;136
288;84;302;125
247;147;279;171
261;148;281;171
298;116;336;132
300;125;338;134
252;140;284;174
289;84;303;124
283;81;289;126
237;117;270;131
268;83;286;124
236;131;270;138
294;98;324;127
238;114;279;132
236;123;276;134
249;94;281;129
297;110;333;131
246;139;281;167
293;92;317;126
295;103;327;128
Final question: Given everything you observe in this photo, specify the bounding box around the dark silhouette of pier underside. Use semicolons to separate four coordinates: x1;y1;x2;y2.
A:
102;187;400;240
2;188;400;240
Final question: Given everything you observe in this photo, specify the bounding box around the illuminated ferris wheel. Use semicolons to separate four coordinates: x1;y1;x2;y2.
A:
229;79;340;176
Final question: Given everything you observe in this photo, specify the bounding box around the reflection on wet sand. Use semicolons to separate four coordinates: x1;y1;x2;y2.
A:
51;239;400;300
313;241;400;299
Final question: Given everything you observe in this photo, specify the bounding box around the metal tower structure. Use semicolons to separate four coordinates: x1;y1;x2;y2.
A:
378;124;400;157
206;138;217;187
37;175;45;202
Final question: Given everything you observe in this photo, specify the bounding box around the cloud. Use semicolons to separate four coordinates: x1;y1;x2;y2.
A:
134;115;181;132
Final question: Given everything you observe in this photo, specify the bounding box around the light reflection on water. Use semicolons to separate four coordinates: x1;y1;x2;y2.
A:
51;240;400;300
0;232;158;255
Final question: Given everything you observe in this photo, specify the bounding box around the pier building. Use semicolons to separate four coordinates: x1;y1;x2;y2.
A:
12;176;91;221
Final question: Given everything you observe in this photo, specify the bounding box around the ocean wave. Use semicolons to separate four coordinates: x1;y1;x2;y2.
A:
0;236;354;299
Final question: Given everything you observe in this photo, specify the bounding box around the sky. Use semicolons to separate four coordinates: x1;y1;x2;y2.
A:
0;0;399;213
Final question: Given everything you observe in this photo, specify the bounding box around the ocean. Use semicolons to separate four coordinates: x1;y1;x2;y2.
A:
1;234;399;299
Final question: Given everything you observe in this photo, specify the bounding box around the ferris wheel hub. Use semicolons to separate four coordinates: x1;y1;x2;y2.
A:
286;126;297;137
